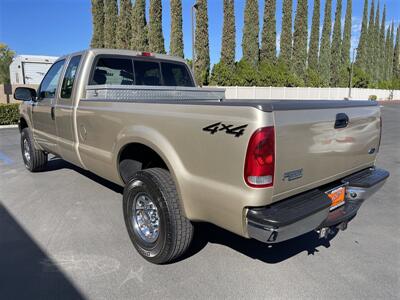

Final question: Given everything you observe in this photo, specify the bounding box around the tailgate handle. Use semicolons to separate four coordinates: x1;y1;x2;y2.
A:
334;113;349;129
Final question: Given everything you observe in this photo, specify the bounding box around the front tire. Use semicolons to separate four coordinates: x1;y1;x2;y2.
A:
21;128;47;172
123;168;193;264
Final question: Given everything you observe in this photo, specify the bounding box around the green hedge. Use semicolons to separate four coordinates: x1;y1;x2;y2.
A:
0;103;20;125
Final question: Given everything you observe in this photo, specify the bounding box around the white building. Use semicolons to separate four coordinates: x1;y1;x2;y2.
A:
9;55;58;85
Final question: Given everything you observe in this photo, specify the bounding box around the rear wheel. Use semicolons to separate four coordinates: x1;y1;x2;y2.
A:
21;128;47;172
123;168;193;264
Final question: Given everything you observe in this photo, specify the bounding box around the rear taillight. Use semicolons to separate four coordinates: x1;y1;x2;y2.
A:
244;127;275;188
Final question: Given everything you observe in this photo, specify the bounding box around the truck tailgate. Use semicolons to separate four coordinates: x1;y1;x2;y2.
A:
273;105;380;198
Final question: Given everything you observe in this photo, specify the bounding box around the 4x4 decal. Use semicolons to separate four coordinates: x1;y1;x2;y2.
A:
203;122;248;138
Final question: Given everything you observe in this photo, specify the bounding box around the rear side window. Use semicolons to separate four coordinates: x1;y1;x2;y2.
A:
91;57;134;85
134;61;162;86
38;60;65;99
161;62;194;87
61;55;82;99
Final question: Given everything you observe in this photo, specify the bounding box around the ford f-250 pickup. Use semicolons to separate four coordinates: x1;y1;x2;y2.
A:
14;49;389;264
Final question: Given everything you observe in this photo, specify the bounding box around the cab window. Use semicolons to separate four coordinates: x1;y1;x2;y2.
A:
134;61;162;86
38;60;65;99
61;55;82;99
161;62;194;87
90;57;134;85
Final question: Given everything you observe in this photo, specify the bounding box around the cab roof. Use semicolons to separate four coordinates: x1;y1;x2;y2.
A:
58;48;187;64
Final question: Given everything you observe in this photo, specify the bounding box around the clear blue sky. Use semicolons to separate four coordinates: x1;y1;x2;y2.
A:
0;0;399;64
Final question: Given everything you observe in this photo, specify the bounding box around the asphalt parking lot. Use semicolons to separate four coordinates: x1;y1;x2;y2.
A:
0;104;399;299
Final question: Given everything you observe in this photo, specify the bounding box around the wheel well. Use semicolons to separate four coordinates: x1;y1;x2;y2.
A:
118;143;169;183
19;117;28;132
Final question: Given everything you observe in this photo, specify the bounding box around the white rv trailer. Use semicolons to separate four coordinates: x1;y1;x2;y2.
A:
9;55;58;85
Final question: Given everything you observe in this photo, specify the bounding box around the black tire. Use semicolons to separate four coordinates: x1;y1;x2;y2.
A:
20;128;48;172
123;168;193;264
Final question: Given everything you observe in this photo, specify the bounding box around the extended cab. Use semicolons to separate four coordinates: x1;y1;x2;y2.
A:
15;49;389;263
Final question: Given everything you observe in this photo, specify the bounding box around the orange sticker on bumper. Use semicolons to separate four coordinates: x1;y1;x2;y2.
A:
327;186;346;210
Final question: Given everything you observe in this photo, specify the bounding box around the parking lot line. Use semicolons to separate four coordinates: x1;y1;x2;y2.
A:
0;151;14;165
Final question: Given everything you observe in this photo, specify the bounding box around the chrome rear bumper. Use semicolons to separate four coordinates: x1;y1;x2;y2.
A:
247;168;389;244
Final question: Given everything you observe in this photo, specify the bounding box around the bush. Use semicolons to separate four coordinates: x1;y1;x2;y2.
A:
368;95;377;101
0;103;20;125
352;67;371;88
233;60;260;86
210;60;260;86
210;60;303;87
305;68;323;87
209;62;236;86
377;78;400;90
259;62;303;87
208;58;399;89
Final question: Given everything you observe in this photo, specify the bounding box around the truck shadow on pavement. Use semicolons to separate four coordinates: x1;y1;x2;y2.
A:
183;223;338;264
0;203;84;299
46;157;123;194
45;157;338;265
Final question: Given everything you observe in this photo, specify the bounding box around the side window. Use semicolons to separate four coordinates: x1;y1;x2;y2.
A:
90;57;134;85
161;62;194;87
61;55;82;99
38;60;65;99
134;61;162;86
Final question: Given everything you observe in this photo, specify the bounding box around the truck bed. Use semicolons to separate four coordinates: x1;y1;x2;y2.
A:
84;84;378;111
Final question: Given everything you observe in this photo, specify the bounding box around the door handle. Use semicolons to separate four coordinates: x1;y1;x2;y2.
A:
51;107;55;120
334;113;349;129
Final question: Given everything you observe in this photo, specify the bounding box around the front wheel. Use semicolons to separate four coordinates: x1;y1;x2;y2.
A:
123;168;193;264
21;128;48;172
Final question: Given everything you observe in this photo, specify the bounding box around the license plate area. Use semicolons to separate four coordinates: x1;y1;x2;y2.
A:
325;185;346;211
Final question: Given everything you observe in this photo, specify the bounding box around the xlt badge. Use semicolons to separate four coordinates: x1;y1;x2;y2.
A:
283;169;303;181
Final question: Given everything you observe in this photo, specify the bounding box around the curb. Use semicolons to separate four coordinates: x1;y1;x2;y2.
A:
0;124;18;129
378;100;400;104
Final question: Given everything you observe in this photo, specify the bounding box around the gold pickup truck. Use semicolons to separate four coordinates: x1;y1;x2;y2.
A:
14;49;389;264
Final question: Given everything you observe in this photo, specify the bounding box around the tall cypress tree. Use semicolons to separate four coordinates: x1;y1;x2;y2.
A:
384;25;392;80
377;5;386;81
130;1;138;49
341;0;352;67
388;23;395;80
356;0;369;70
366;0;375;73
242;0;259;65
131;0;148;51
104;0;118;48
170;0;184;57
393;25;400;79
117;0;131;49
260;0;276;63
148;0;165;53
90;0;105;48
194;0;210;85
279;0;292;66
372;1;380;81
292;0;308;79
221;0;235;67
308;0;320;72
319;0;332;86
330;0;342;87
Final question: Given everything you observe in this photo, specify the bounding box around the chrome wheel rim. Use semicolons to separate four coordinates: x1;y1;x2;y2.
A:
131;192;160;243
23;138;31;163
